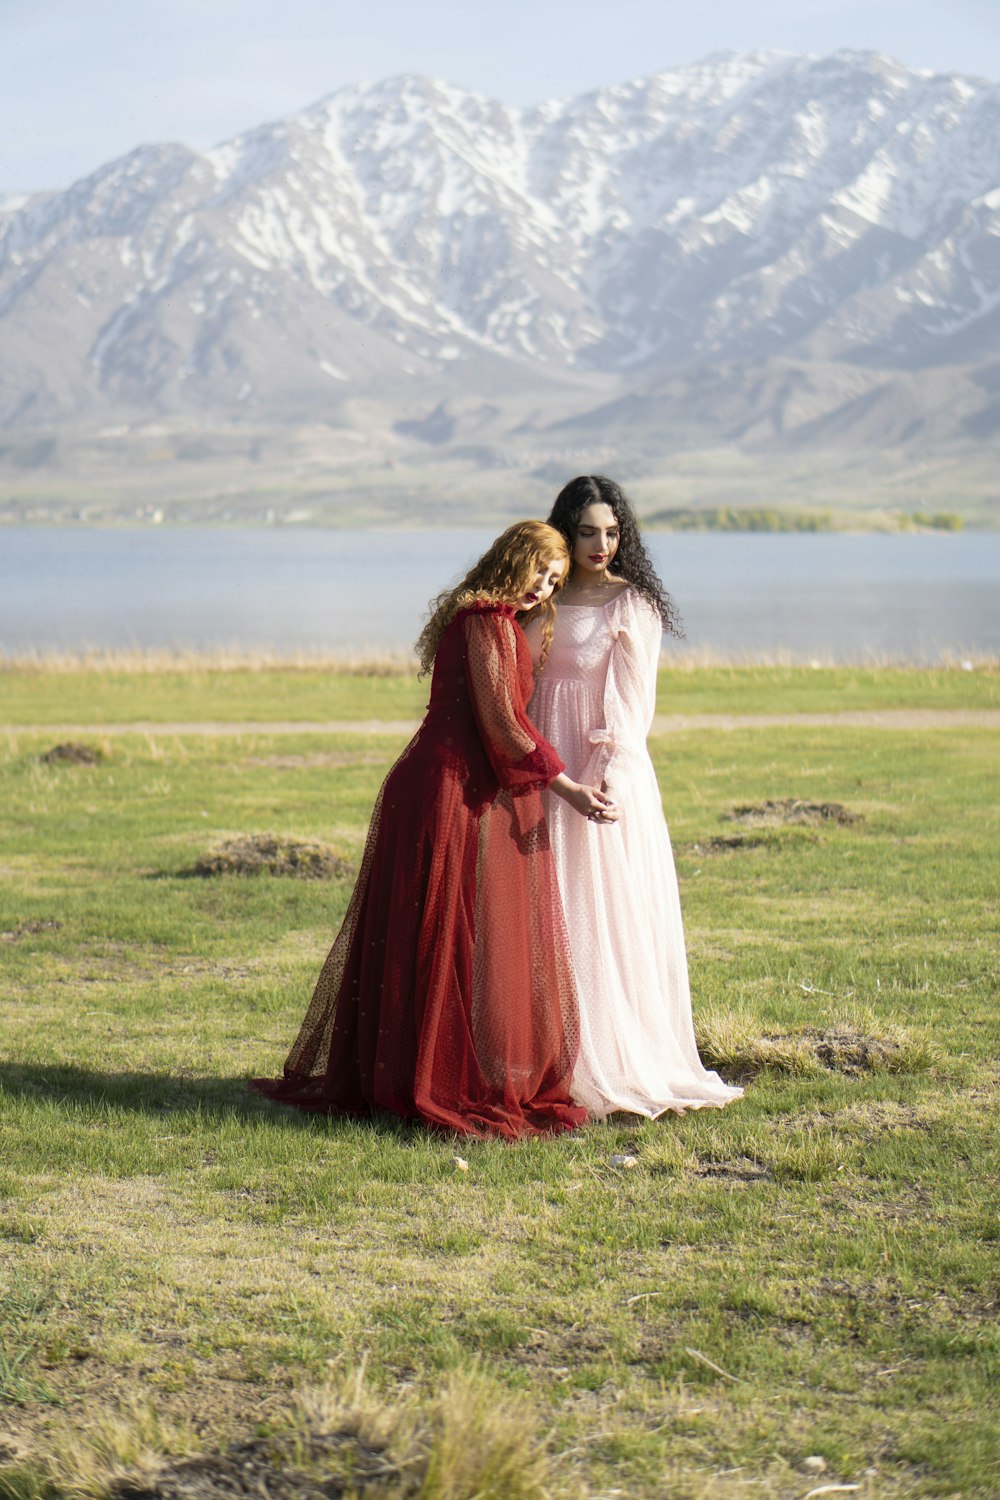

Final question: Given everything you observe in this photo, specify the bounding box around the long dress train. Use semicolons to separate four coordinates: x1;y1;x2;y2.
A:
525;588;741;1118
251;602;588;1140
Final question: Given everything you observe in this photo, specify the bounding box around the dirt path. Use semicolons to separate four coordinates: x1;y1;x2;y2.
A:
6;709;999;736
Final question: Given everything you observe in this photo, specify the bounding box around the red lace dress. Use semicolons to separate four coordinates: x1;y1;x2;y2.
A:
251;603;587;1140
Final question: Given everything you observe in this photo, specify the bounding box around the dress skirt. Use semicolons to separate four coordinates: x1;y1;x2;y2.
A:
526;589;742;1118
251;603;588;1140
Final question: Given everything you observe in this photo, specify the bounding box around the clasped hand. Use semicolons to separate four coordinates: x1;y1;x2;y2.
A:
550;773;620;823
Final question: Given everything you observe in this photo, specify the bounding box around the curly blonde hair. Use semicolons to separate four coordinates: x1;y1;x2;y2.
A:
415;520;570;676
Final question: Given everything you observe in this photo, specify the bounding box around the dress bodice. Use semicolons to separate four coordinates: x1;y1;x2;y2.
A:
525;594;632;786
533;601;617;688
524;594;626;692
527;585;662;791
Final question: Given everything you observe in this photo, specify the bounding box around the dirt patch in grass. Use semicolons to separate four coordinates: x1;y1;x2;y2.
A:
190;835;354;880
40;741;105;765
511;1322;616;1374
787;1025;934;1077
0;1371;259;1460
809;1028;913;1074
814;1276;1000;1328
107;1431;398;1500
167;956;263;981
1;918;62;943
686;832;775;854
726;798;860;827
697;1017;938;1082
697;1157;774;1183
780;1101;940;1135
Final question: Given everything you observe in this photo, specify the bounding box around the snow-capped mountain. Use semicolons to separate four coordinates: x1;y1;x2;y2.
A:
1;49;998;435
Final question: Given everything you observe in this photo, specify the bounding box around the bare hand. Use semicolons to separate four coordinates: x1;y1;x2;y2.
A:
550;774;620;822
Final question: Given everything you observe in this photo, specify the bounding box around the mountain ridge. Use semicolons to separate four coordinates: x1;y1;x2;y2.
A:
0;49;997;524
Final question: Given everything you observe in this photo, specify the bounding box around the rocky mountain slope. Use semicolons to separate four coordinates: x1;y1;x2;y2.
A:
1;49;998;518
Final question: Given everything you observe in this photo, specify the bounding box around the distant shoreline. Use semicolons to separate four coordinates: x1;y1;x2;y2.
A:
0;513;985;533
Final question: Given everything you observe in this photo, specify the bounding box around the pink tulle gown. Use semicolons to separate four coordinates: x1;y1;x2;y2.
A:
524;587;742;1118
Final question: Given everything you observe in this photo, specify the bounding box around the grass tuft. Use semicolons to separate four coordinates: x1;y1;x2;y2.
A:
3;1371;567;1500
190;834;355;880
39;742;104;766
420;1367;558;1500
0;1402;198;1500
725;798;860;827
696;1012;821;1078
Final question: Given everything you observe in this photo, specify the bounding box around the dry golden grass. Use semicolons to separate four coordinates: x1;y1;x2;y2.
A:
191;834;355;880
0;646;420;677
0;1368;571;1500
2;645;998;675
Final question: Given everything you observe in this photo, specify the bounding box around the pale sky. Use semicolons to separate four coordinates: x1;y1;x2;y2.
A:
1;0;998;197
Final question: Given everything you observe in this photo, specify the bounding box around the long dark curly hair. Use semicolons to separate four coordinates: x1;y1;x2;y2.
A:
547;475;683;636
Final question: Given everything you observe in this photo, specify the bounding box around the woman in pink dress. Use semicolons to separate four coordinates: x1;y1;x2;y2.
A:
524;477;742;1118
252;520;614;1140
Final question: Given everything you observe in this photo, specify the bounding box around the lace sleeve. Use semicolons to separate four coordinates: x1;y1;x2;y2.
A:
585;591;662;791
463;609;565;794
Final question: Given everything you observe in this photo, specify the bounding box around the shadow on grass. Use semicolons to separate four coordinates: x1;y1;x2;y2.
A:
0;1060;419;1140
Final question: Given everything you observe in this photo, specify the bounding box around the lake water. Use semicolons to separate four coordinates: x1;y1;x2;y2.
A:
1;527;997;662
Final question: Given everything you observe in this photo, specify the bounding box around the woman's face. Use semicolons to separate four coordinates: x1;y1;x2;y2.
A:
515;554;567;611
572;502;620;577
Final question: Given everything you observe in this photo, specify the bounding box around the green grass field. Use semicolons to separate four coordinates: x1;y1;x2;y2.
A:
0;662;997;1498
3;656;998;725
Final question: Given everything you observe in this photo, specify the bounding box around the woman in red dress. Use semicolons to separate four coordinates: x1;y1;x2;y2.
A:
251;521;615;1139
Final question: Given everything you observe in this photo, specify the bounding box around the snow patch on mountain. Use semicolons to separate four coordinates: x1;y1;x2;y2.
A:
0;49;998;428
